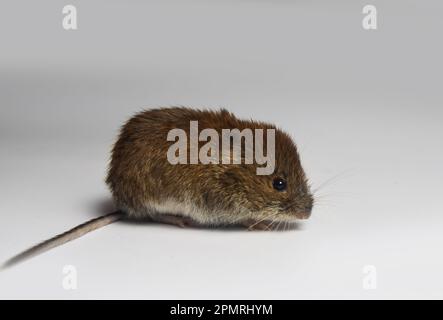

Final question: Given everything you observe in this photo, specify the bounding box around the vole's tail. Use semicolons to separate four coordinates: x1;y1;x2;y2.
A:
1;211;124;270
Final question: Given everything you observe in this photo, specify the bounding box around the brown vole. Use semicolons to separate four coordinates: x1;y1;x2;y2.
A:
2;107;313;269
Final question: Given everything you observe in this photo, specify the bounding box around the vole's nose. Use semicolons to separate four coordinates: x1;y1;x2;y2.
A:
296;204;312;220
305;203;313;212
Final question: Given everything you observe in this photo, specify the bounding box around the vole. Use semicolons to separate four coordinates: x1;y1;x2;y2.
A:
2;107;313;269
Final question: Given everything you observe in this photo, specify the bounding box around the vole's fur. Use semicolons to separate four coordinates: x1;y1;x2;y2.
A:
107;107;313;227
2;107;313;269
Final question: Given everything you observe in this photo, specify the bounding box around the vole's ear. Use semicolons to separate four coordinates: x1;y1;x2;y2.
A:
221;167;241;185
219;165;259;191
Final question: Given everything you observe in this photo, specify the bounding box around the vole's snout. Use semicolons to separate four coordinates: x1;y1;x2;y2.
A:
295;207;312;220
295;198;313;220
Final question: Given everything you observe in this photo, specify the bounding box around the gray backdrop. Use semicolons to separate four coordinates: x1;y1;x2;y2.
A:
1;0;442;299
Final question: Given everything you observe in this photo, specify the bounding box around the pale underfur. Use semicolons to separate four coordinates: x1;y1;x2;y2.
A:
121;198;239;226
120;197;297;226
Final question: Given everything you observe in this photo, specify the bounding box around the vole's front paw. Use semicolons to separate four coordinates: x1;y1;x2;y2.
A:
154;214;195;228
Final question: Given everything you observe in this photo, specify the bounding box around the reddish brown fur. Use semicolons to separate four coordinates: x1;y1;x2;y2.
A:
106;107;313;229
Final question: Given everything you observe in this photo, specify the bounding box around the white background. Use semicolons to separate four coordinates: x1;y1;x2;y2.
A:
0;0;442;299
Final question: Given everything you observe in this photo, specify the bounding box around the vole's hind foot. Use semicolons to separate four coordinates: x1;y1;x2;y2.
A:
153;214;196;228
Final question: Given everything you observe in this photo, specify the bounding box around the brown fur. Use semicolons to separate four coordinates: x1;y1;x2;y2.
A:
106;107;313;228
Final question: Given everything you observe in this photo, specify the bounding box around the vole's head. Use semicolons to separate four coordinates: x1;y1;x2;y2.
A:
214;126;313;227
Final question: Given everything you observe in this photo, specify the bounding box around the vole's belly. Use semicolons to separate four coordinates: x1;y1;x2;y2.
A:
119;198;232;226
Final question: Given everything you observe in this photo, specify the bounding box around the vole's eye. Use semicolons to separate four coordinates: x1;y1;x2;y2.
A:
272;178;287;191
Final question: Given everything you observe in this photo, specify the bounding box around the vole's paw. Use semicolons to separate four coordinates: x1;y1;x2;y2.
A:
154;214;194;228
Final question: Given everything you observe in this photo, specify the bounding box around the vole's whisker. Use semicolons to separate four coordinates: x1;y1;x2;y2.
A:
268;217;280;230
248;212;280;229
312;170;353;194
273;219;282;231
282;201;298;211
